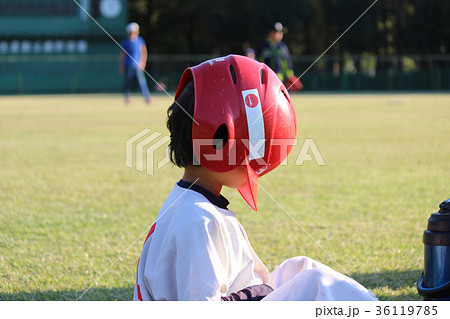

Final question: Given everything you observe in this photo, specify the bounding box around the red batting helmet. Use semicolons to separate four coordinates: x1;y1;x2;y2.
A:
175;55;297;210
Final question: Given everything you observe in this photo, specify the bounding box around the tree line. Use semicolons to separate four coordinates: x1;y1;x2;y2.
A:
129;0;449;57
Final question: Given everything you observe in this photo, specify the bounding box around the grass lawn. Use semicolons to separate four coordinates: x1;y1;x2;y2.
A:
0;93;448;301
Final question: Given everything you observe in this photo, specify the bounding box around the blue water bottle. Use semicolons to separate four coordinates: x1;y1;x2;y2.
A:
417;199;450;300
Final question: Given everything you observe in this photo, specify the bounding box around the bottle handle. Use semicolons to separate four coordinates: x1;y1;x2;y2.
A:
417;272;450;299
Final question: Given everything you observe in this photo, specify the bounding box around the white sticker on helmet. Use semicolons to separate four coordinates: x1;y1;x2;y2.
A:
207;57;226;66
242;89;265;160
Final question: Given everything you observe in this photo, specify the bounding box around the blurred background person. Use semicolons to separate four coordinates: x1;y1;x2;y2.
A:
339;51;357;91
257;22;301;91
242;41;256;59
119;22;152;104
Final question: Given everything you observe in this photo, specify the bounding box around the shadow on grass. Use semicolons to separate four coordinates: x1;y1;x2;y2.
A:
352;269;423;301
1;270;423;301
0;286;134;301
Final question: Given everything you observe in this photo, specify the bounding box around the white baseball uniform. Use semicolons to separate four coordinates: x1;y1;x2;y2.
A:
133;181;377;301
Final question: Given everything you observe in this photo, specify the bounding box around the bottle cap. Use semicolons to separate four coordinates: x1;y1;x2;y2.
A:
423;199;450;246
439;199;450;214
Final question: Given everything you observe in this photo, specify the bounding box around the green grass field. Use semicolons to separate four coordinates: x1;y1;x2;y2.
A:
0;93;448;301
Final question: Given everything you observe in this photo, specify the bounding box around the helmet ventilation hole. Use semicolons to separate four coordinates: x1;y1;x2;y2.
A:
229;65;237;84
281;89;290;102
213;124;229;150
260;69;264;84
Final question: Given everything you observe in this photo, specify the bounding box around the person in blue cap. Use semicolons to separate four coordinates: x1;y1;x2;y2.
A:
119;22;152;104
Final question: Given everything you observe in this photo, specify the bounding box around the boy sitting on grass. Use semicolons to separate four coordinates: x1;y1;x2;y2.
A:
134;55;377;301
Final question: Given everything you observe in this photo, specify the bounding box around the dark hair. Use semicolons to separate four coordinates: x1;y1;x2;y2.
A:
166;81;195;167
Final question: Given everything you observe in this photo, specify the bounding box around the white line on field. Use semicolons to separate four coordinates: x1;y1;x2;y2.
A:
253;0;379;125
75;178;200;301
71;0;199;125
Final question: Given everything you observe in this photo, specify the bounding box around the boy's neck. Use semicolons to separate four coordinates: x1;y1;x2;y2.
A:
182;165;223;196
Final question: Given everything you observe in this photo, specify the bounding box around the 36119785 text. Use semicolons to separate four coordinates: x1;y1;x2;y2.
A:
375;305;438;316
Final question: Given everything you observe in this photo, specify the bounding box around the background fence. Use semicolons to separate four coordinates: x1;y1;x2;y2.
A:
1;1;448;95
1;53;449;94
